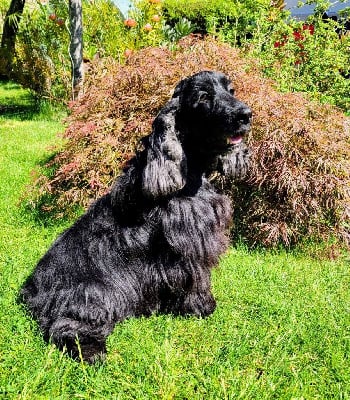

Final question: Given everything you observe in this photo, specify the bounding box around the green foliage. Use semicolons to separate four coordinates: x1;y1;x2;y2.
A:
162;17;195;48
4;0;350;111
246;9;350;112
82;0;125;59
162;0;350;112
11;0;168;99
83;0;165;59
124;0;164;49
163;0;239;30
163;0;274;42
15;0;71;99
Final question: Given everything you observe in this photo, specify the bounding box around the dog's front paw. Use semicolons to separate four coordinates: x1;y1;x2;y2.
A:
181;291;216;317
60;336;107;364
78;340;107;364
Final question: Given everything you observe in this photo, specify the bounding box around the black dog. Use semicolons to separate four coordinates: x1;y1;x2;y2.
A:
21;71;252;363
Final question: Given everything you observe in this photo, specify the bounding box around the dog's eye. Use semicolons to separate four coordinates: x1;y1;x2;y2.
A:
228;87;235;96
198;92;210;103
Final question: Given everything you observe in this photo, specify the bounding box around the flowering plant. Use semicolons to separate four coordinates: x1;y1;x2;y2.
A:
251;13;350;111
122;0;164;52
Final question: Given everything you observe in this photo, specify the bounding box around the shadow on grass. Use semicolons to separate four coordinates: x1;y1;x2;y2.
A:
20;195;83;228
0;81;66;121
19;151;83;228
0;103;39;120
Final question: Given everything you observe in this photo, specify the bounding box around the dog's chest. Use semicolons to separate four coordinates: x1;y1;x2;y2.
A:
161;188;232;262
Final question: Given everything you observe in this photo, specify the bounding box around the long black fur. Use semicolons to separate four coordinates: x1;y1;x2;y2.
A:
21;71;252;363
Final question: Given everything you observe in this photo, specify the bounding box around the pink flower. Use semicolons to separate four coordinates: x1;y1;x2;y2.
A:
143;23;153;32
124;49;133;57
151;14;161;22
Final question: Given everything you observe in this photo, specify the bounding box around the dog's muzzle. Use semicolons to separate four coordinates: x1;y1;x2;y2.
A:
227;105;252;145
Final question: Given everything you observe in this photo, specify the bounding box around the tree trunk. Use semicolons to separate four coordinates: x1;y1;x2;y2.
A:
69;0;84;100
0;0;25;78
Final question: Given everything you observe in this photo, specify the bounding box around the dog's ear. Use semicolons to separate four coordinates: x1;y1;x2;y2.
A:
142;99;187;199
172;77;189;99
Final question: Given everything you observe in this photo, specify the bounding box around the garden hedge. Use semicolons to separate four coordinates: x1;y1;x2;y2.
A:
27;36;350;247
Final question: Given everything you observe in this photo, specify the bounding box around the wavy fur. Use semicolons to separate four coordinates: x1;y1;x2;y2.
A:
21;71;252;363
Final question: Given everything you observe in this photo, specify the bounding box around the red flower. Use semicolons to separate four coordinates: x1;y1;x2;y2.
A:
303;24;315;35
293;30;304;41
56;18;65;26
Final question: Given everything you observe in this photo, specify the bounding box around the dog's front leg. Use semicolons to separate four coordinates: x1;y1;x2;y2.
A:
180;270;217;317
181;289;216;317
181;292;216;317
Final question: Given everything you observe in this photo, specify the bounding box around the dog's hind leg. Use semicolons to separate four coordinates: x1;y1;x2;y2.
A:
47;283;117;363
49;317;112;363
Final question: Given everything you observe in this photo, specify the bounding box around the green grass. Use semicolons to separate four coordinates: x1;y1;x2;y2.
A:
0;81;67;121
0;82;349;399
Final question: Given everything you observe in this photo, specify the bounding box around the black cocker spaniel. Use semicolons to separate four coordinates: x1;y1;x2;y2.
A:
21;71;252;363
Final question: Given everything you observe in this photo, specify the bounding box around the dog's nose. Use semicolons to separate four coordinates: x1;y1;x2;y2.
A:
238;107;252;125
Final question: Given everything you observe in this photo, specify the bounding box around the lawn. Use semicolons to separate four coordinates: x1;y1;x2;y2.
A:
0;82;349;399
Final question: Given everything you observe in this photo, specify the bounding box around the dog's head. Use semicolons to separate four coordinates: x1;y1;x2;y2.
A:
142;71;252;199
173;71;252;157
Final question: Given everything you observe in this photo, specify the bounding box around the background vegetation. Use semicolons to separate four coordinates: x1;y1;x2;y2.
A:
1;84;349;399
25;37;350;247
1;0;349;109
0;0;350;397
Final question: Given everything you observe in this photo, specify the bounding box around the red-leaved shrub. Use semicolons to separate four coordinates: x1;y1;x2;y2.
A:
27;36;350;247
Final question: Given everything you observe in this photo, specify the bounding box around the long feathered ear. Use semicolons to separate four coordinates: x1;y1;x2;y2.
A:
142;98;187;199
172;76;189;99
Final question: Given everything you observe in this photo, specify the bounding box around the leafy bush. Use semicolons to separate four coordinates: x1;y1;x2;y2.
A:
14;0;71;99
162;0;275;42
162;17;195;49
25;37;350;247
12;0;166;99
163;0;238;32
81;0;125;59
247;11;350;112
124;0;165;50
162;0;350;112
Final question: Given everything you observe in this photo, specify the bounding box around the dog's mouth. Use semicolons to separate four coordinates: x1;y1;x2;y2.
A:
227;136;243;145
225;120;251;148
